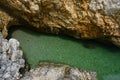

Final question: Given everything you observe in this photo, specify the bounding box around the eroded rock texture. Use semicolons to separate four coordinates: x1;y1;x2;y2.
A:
0;32;25;80
0;0;120;47
20;62;97;80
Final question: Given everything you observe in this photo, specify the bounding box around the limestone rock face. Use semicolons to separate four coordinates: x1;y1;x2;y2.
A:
0;0;120;47
89;0;120;15
0;32;25;80
0;8;13;38
20;62;97;80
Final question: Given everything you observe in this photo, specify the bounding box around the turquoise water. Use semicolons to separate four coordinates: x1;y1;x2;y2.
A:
8;26;120;80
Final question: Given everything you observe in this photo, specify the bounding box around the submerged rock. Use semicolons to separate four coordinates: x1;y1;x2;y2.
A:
20;62;97;80
0;32;25;80
82;43;96;49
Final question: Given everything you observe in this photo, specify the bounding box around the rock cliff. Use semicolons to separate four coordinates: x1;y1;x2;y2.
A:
0;0;120;47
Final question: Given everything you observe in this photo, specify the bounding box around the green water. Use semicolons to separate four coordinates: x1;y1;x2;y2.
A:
8;26;120;80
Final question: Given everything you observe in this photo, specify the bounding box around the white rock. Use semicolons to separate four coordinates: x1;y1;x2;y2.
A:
9;38;20;51
3;72;11;78
0;33;25;80
2;39;9;52
20;63;97;80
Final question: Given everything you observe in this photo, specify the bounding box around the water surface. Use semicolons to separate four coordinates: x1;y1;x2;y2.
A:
8;26;120;80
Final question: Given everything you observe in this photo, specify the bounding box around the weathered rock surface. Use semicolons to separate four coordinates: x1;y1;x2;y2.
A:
0;32;25;80
20;62;97;80
0;0;120;47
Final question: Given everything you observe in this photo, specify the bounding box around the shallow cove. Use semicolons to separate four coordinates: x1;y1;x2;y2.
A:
8;26;120;80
